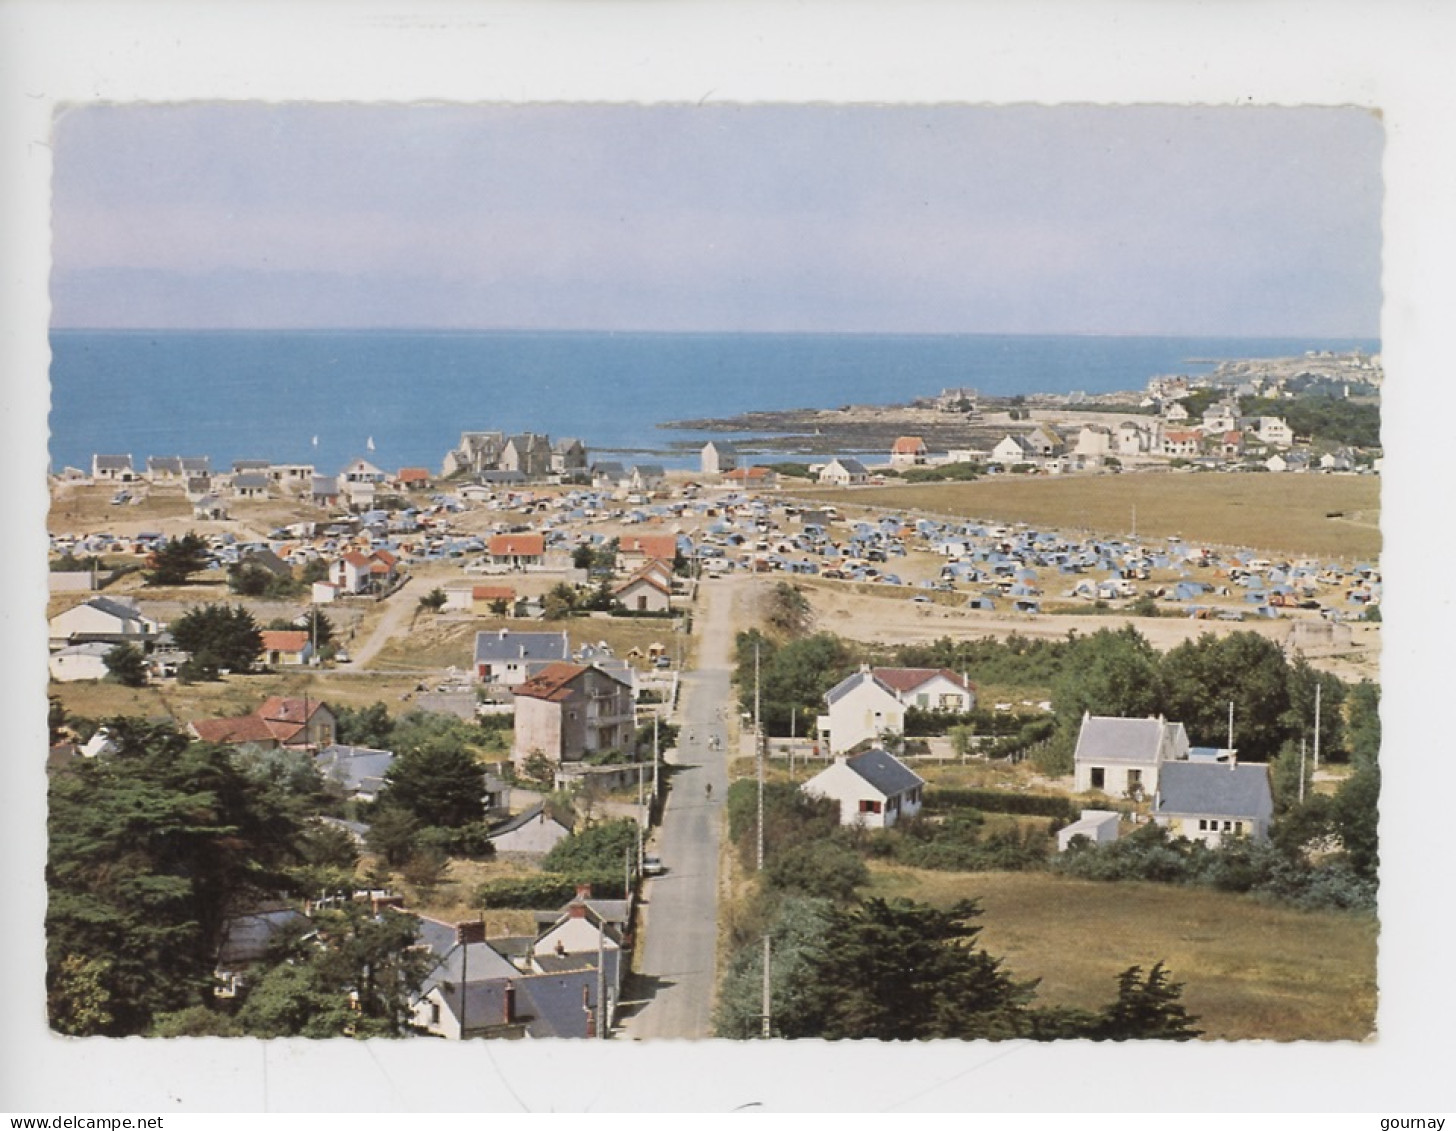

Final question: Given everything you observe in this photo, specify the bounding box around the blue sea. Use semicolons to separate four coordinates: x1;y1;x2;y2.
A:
48;330;1379;476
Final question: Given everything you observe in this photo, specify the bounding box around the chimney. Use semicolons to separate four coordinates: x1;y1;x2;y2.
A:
575;883;592;902
569;902;587;919
503;982;515;1025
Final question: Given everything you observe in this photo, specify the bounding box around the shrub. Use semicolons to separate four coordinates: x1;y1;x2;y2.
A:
473;873;626;909
764;838;869;901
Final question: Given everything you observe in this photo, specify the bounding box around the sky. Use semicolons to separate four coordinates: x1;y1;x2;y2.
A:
50;102;1384;337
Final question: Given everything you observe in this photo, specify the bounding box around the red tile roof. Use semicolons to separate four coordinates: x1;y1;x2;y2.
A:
261;630;309;654
473;586;517;602
872;667;973;694
513;662;587;702
397;468;430;483
620;534;677;559
490;533;545;557
892;436;927;454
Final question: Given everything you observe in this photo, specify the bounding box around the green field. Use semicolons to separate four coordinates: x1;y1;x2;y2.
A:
863;864;1377;1041
797;473;1381;559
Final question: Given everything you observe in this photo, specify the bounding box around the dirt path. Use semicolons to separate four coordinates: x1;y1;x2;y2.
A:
351;576;427;668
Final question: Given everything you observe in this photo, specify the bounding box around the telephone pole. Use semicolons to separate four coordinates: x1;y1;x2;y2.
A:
756;638;764;872
761;934;772;1039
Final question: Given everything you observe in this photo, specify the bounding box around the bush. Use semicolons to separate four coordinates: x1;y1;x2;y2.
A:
764;838;868;901
922;787;1076;820
473;873;627;909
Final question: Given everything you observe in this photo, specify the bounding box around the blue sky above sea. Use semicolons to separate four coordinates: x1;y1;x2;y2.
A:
50;104;1383;339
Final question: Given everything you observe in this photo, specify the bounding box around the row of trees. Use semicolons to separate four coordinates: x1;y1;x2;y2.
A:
101;604;339;685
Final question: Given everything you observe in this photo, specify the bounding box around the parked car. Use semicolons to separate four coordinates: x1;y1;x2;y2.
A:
643;854;665;877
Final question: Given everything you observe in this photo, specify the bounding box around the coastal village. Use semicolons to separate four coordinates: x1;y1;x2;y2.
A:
45;352;1382;1042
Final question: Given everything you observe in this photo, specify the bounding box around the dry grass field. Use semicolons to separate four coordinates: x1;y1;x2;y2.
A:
796;472;1381;560
862;864;1378;1041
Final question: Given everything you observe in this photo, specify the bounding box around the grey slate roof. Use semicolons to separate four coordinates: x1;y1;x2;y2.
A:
824;669;897;707
1074;716;1169;765
845;748;925;798
1156;761;1274;821
474;630;570;667
829;458;870;476
315;744;395;796
488;801;570;839
215;907;309;968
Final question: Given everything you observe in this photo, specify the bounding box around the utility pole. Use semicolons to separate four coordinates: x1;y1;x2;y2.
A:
1227;700;1235;753
636;765;645;876
1299;737;1307;805
1313;681;1322;771
652;711;660;798
756;638;764;872
761;934;772;1039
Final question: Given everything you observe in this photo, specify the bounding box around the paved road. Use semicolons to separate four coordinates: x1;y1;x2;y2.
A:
620;575;743;1039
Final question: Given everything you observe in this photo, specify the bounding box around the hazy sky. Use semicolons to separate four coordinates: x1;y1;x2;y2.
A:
50;103;1384;336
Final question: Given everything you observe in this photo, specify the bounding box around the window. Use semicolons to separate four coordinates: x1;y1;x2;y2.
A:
1090;767;1105;790
429;1001;441;1025
1127;769;1142;788
859;799;883;814
916;694;929;708
1198;819;1208;831
1235;821;1244;835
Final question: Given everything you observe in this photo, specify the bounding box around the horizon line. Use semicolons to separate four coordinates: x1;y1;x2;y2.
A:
48;325;1383;343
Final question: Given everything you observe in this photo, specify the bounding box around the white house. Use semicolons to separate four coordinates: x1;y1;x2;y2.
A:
1074;426;1114;458
48;596;160;651
991;435;1035;465
1072;713;1191;798
870;667;975;713
487;803;573;856
817;666;907;755
800;748;925;829
613;570;672;614
1153;761;1273;845
474;629;571;685
48;642;114;682
818;457;870;486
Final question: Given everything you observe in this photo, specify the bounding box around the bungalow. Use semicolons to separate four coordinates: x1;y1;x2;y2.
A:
474;628;571;685
701;441;738;476
800;748;925;830
590;462;627;491
489;532;546;568
510;662;636;770
310;474;341;508
232;472;270;499
48;642;115;682
488;802;573;856
889;436;928;467
871;667;976;713
613;569;672;613
991;435;1036;465
314;743;395;801
214;906;311;999
1026;424;1066;457
91;454;136;482
146;455;211;482
48;595;160;651
266;464;315;489
395;467;431;490
260;629;312;667
445;584;518;615
817;666;907;756
1153;761;1273;845
1072;713;1191;798
191;696;338;751
617;533;678;569
721;466;778;489
818;457;870;486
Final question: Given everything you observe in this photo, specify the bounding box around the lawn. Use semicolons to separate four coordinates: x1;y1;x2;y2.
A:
861;864;1377;1041
796;472;1381;560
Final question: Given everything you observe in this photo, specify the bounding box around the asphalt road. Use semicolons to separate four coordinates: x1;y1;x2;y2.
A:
619;575;743;1039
